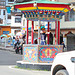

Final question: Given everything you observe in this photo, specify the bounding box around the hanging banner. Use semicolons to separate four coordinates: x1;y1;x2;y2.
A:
6;7;11;13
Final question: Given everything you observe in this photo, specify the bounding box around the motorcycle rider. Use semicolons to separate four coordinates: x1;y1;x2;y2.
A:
19;36;23;55
14;36;20;54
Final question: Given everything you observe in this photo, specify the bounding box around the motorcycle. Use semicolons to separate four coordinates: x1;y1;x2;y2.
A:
14;40;20;54
14;40;23;54
18;43;23;55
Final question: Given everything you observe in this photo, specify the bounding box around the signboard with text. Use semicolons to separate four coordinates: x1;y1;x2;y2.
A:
3;31;9;34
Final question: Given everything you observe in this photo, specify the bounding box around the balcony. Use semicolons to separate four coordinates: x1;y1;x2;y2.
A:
8;0;14;2
8;0;14;4
15;0;33;3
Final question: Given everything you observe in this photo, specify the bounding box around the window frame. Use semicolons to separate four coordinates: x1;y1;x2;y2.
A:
0;18;3;24
3;10;5;15
8;0;14;2
0;10;1;15
15;18;21;23
7;15;11;19
65;9;75;21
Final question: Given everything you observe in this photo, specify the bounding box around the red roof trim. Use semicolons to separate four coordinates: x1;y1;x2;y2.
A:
15;3;70;10
37;3;70;10
15;3;33;8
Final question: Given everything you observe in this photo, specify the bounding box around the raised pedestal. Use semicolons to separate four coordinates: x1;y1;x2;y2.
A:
16;44;63;70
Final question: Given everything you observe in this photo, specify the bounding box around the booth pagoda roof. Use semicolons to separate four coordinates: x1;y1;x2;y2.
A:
13;0;70;21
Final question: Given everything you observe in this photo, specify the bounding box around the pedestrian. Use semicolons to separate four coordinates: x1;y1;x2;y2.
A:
14;36;19;49
34;38;38;44
12;36;15;48
40;25;47;45
22;34;26;39
34;25;49;45
19;36;23;44
49;32;53;45
22;34;26;44
61;41;66;51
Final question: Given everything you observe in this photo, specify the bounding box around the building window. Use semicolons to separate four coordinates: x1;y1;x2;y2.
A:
65;9;75;21
15;30;21;35
8;15;11;19
0;18;3;24
15;18;21;23
8;0;14;2
3;10;5;15
0;1;5;6
0;10;1;15
65;12;69;21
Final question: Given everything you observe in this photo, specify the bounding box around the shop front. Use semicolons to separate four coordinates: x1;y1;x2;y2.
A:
0;26;11;36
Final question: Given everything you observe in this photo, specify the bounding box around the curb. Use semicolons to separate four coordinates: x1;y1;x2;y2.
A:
16;61;52;71
0;47;15;52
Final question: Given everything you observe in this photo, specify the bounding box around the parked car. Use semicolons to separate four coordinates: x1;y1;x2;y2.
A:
51;51;75;75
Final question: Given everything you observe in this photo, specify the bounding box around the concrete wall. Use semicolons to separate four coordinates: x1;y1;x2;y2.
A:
6;0;14;25
51;16;75;29
11;28;21;35
0;9;6;24
60;16;75;29
11;16;22;27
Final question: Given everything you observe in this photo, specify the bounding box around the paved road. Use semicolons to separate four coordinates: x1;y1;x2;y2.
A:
0;50;51;75
0;66;51;75
0;50;22;65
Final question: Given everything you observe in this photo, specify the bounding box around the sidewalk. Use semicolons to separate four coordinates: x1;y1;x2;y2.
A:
0;46;15;52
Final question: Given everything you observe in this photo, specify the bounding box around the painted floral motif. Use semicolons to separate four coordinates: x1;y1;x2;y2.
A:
39;46;62;62
24;47;37;62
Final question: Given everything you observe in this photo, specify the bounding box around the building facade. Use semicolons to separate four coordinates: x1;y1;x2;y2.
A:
49;0;75;51
0;0;22;36
0;0;11;35
11;9;22;35
6;0;22;35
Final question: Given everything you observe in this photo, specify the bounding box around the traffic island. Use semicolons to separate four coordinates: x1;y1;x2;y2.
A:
16;61;52;71
16;44;63;71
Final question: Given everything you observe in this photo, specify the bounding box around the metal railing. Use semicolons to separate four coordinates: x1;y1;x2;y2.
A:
0;38;14;48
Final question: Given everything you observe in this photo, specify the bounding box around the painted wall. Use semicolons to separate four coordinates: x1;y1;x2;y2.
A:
23;45;38;62
23;45;63;63
38;45;63;63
